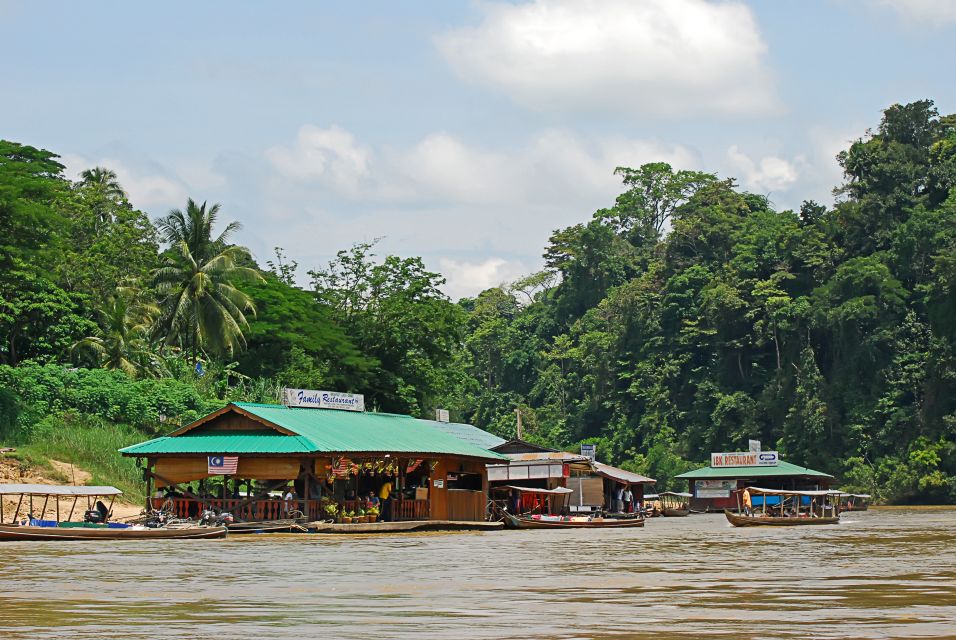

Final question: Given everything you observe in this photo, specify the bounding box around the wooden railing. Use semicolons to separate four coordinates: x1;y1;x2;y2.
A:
151;497;431;522
152;498;322;521
395;499;429;520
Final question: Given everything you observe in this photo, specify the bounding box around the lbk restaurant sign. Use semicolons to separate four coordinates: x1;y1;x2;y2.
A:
710;451;779;468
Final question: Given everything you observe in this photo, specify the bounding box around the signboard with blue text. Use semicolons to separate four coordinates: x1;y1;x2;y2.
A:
281;388;365;412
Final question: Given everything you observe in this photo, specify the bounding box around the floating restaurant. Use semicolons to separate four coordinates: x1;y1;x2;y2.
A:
486;439;654;515
120;399;507;524
675;450;834;512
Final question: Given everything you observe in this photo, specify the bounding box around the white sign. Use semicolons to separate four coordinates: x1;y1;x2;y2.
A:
696;479;736;490
697;489;730;499
580;444;596;461
433;479;444;489
435;408;450;423
281;388;365;412
710;451;779;468
748;439;761;453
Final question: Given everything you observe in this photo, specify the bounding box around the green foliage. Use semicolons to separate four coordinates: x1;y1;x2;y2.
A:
153;199;264;358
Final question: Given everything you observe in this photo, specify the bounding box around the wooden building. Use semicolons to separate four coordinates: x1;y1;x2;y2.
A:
120;402;507;523
486;439;654;514
675;459;834;512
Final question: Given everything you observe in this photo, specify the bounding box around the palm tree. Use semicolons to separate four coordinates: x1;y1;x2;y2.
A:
80;167;126;201
72;285;164;378
79;166;127;229
153;199;263;359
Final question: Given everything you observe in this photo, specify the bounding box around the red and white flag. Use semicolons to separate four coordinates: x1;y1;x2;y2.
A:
207;455;239;475
332;457;353;478
406;459;423;473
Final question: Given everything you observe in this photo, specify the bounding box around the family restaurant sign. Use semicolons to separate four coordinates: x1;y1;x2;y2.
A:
281;388;365;412
710;451;779;468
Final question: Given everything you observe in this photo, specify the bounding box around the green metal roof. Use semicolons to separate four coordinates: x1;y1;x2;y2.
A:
120;403;508;461
428;420;506;450
674;460;834;480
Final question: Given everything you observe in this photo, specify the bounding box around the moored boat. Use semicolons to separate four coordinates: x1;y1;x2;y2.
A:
503;512;644;529
659;491;692;517
0;483;227;541
0;523;227;540
725;487;841;527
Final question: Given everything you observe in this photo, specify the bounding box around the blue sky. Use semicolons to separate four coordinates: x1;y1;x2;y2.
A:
3;0;954;298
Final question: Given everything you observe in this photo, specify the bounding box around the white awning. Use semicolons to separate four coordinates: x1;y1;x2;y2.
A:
745;487;832;497
0;484;122;497
501;485;574;495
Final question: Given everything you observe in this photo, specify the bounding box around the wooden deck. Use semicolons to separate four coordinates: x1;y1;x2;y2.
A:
306;520;503;534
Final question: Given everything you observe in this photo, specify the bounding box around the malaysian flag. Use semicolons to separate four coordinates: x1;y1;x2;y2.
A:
207;455;239;475
332;457;353;479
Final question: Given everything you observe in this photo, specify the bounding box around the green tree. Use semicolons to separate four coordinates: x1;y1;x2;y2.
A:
153;199;263;359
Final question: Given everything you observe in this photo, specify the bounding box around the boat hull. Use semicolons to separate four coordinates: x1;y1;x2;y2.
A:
724;510;839;527
0;524;227;541
504;513;645;529
662;508;689;517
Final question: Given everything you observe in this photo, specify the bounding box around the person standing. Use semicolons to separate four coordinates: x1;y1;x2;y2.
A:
615;485;624;513
283;486;297;516
379;479;393;522
742;488;752;516
623;486;633;513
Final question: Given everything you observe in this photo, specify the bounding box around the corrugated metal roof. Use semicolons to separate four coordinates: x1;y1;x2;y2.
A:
0;484;122;496
120;403;507;461
674;460;834;480
429;420;506;450
505;452;590;462
120;432;316;455
592;461;655;485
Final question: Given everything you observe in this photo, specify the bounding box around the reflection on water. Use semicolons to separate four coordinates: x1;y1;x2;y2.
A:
2;508;955;639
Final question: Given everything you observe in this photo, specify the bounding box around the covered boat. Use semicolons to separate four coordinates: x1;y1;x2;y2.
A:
724;487;840;527
659;491;693;517
0;484;226;541
497;486;645;529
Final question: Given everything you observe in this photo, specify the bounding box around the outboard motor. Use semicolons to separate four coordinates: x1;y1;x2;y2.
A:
198;509;234;526
84;508;106;524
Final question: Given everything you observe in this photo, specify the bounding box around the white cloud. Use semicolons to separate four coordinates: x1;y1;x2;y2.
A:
726;145;803;193
437;257;530;299
867;0;956;25
436;0;778;117
265;124;369;194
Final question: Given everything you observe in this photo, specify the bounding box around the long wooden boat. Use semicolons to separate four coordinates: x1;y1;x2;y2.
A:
0;523;227;541
724;510;839;527
504;512;644;529
662;507;690;517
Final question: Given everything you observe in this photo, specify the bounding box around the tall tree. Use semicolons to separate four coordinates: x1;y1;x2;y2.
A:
153;199;263;359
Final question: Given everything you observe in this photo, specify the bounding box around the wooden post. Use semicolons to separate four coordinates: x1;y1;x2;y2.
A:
68;496;78;521
13;494;23;522
56;496;60;523
39;495;48;521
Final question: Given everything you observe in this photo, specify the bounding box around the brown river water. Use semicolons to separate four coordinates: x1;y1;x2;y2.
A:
2;508;955;640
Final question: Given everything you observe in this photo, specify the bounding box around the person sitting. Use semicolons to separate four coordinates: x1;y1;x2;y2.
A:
366;491;380;510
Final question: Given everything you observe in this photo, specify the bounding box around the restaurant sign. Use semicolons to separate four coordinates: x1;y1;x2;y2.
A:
710;451;778;468
281;388;365;412
580;443;596;461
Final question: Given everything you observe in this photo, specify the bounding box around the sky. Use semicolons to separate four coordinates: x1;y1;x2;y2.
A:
3;0;955;299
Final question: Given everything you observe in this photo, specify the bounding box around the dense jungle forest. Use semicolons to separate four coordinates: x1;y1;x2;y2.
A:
1;99;955;503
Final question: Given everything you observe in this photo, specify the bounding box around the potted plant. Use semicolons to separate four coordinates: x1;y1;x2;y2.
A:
324;502;339;524
343;510;353;524
356;507;367;523
367;505;379;523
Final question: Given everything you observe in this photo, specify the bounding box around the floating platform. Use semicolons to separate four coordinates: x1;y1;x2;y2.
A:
305;520;503;534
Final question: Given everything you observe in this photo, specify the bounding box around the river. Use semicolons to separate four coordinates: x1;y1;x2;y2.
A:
2;508;955;639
